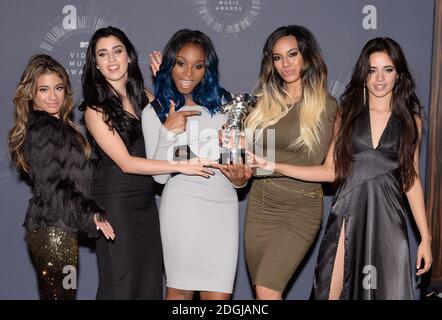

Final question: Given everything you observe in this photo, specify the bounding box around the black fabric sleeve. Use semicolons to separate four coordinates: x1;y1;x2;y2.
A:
51;178;107;238
26;115;107;237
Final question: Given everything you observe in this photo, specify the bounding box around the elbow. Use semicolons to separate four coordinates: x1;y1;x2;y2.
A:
326;173;336;183
325;166;336;183
117;159;133;174
120;166;130;174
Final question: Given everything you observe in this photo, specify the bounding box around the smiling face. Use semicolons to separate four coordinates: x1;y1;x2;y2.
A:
272;35;304;87
171;43;205;105
32;72;65;117
95;35;130;88
366;51;398;102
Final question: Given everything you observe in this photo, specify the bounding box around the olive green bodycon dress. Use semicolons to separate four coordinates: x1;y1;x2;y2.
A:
245;95;337;293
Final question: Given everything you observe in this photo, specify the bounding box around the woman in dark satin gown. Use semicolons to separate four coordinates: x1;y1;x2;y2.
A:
80;27;214;300
248;37;432;300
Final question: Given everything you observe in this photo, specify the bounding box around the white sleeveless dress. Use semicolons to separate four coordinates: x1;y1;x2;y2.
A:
142;104;239;293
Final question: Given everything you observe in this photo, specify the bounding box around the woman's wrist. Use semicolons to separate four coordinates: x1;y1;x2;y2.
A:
159;124;178;138
272;162;279;173
420;234;432;243
173;161;183;173
231;178;248;188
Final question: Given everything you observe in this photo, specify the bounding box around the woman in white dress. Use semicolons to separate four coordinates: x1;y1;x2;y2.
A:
142;29;252;300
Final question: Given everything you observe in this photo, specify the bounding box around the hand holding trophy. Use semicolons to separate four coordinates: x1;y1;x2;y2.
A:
219;93;256;164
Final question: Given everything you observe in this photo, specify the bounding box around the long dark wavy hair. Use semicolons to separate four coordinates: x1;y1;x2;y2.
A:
334;37;422;191
79;26;148;145
153;29;229;117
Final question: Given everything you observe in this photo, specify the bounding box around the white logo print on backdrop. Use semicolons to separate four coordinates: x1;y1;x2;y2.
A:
37;1;121;95
192;0;262;36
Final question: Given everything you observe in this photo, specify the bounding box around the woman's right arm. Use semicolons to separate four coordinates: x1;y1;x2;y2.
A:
250;140;335;182
84;107;212;177
250;115;340;183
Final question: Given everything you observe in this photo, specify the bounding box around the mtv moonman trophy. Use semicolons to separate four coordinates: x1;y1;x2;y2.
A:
219;93;256;164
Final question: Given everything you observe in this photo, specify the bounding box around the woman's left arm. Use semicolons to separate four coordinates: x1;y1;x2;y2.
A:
405;116;432;275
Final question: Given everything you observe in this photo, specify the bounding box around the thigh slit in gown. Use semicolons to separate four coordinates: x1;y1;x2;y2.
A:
313;107;414;300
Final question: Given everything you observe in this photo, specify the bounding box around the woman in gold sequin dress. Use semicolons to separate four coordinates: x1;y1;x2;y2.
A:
8;54;115;300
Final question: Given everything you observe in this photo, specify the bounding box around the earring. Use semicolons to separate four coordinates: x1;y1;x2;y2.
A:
363;83;367;106
96;65;99;70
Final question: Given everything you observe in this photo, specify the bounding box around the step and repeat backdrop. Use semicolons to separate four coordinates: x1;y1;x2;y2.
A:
0;0;435;299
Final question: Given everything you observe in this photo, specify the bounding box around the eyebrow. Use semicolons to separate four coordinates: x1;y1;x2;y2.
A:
369;65;395;68
272;48;300;55
96;45;124;54
37;83;64;88
176;56;205;63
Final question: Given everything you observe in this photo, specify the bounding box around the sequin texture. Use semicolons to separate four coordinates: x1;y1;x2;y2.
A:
26;226;78;300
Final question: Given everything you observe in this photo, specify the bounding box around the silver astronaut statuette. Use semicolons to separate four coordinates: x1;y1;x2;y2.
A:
219;93;256;164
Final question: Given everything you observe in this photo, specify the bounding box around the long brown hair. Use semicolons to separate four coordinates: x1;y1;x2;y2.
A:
8;53;90;172
334;38;421;191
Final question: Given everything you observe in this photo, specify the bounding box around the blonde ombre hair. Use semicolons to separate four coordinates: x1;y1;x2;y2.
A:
245;25;328;155
8;54;90;172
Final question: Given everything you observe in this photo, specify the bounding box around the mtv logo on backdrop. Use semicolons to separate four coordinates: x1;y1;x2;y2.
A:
80;42;89;48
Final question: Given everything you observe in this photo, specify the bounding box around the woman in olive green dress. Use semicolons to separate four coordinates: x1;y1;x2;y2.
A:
243;25;337;299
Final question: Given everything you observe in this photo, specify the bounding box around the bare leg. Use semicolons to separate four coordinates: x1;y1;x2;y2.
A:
200;291;231;300
255;285;282;300
166;287;194;300
328;222;345;300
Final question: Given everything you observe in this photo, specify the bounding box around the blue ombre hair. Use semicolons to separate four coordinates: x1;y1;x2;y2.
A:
153;29;230;116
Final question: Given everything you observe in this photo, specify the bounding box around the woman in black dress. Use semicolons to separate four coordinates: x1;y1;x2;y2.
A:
8;54;114;300
80;27;213;300
248;37;432;299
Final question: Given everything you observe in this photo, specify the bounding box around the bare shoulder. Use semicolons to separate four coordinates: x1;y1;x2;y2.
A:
84;106;104;124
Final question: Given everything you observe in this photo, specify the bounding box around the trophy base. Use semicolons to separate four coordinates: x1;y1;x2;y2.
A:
219;149;246;164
